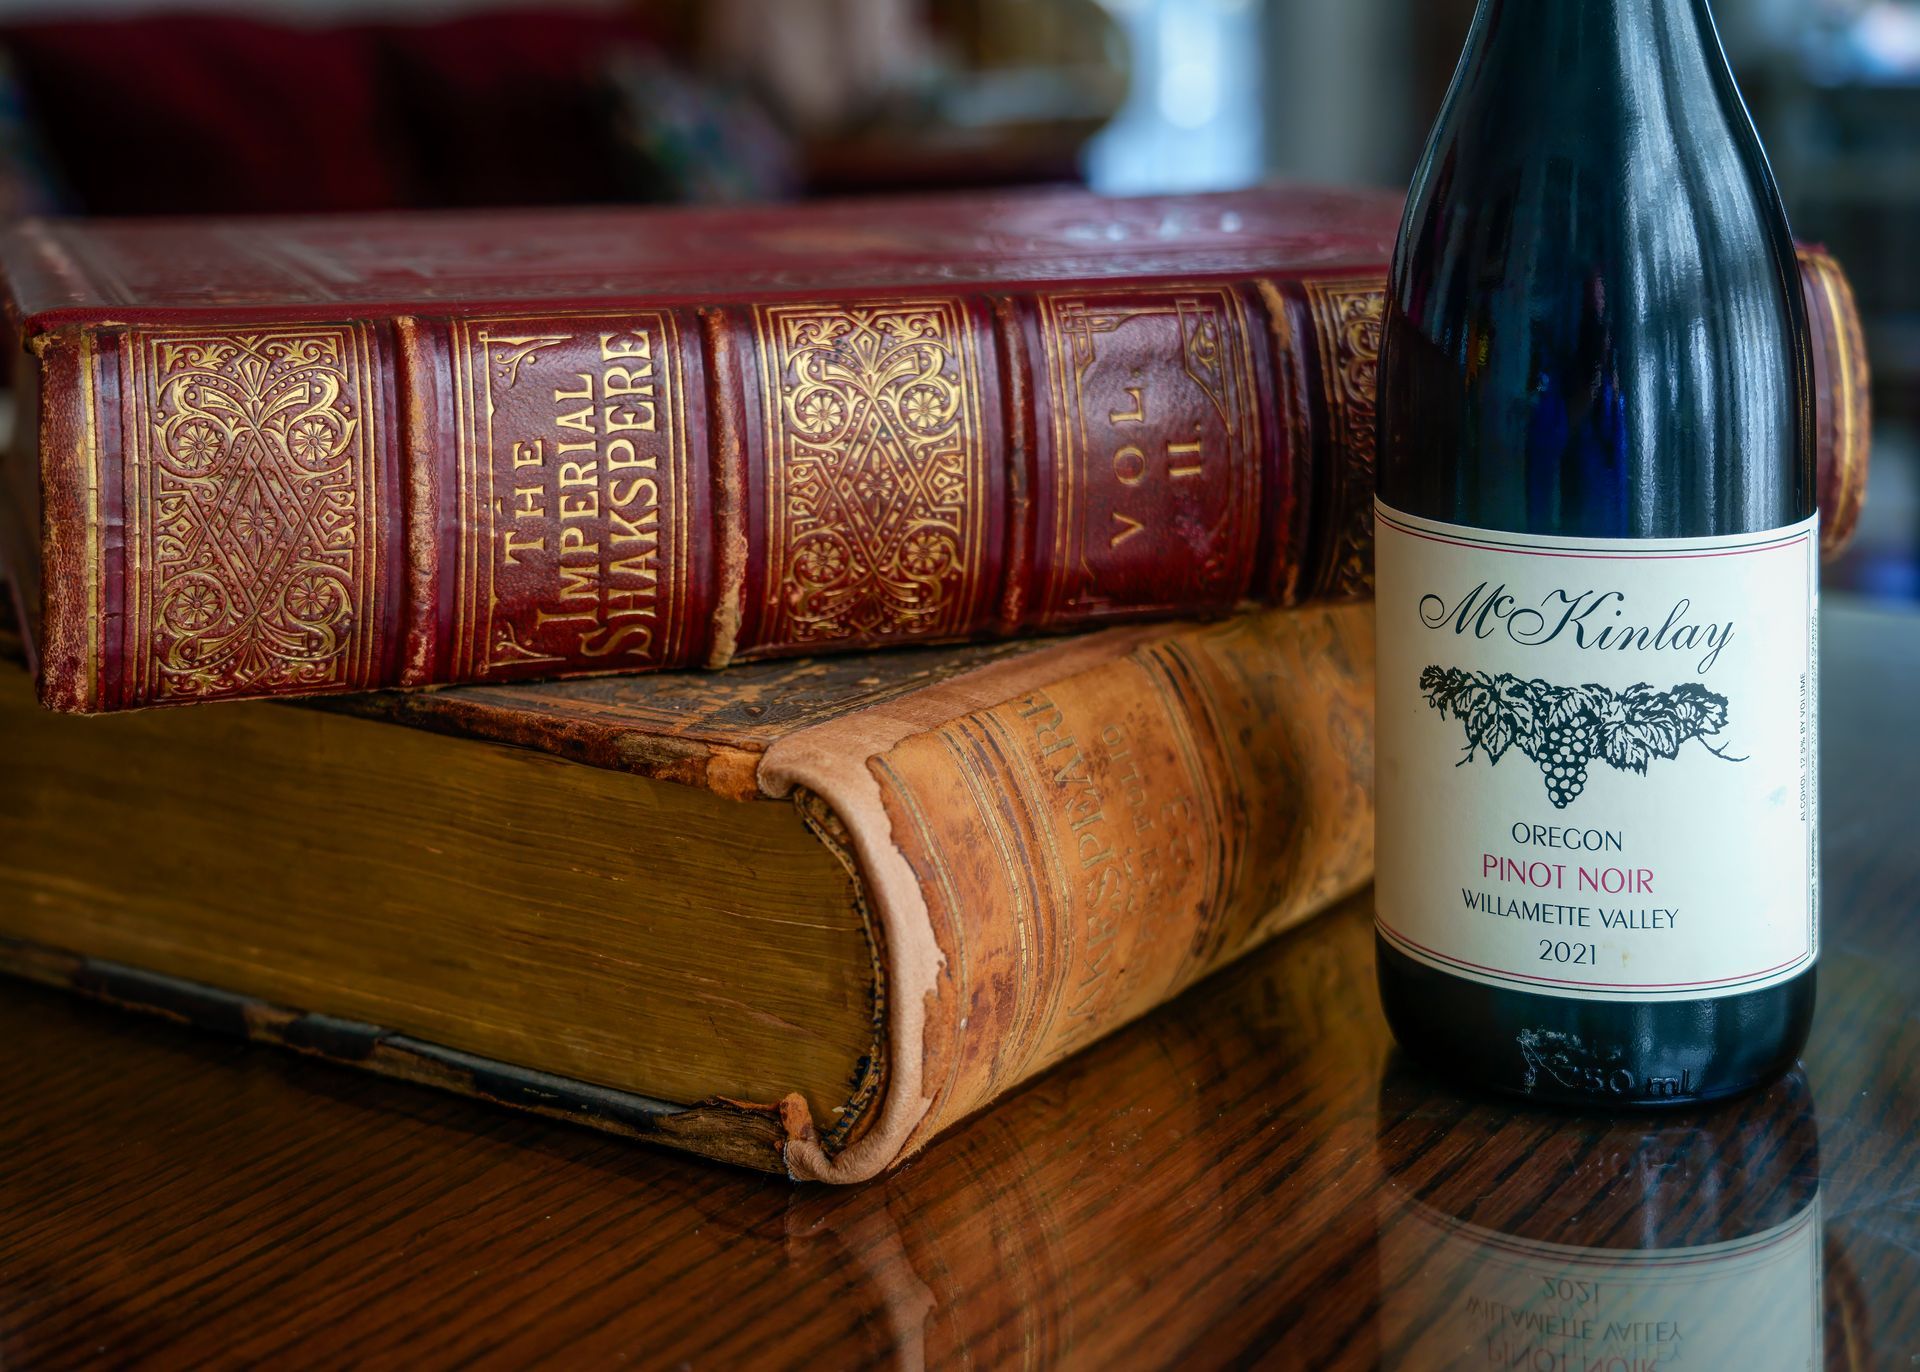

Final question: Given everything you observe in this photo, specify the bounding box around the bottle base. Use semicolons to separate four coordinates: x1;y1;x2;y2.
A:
1375;934;1816;1110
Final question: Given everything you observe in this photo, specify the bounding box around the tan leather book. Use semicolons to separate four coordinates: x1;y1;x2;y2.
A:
0;599;1373;1181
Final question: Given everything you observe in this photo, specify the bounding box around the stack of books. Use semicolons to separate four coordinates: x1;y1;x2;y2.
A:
0;187;1870;1182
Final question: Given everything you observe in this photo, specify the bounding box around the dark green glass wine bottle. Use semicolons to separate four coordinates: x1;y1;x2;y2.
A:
1372;0;1818;1105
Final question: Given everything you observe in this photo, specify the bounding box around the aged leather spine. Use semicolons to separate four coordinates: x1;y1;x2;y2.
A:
759;599;1375;1180
28;249;1866;713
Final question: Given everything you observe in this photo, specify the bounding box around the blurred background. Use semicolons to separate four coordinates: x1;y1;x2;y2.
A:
0;0;1906;597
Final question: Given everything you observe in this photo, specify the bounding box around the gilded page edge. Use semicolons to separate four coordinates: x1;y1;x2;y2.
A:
1799;246;1871;561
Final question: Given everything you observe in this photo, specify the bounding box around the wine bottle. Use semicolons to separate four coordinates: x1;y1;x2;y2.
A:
1373;0;1818;1104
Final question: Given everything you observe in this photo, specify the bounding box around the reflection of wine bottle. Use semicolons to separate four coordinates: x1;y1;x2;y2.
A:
1373;0;1819;1103
1374;1067;1823;1370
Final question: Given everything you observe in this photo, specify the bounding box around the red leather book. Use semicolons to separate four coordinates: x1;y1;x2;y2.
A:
0;186;1869;712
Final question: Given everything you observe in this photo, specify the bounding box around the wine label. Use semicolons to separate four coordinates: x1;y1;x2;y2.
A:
1378;1191;1823;1370
1373;502;1818;1001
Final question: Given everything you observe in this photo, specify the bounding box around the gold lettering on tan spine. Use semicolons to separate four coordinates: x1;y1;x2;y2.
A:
1011;689;1195;1029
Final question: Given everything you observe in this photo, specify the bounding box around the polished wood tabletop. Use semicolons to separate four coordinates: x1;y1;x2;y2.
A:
2;602;1916;1370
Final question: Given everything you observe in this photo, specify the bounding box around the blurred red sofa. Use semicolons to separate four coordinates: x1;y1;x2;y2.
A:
0;8;764;216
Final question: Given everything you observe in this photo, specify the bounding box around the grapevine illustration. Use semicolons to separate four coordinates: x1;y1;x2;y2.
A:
1420;666;1742;808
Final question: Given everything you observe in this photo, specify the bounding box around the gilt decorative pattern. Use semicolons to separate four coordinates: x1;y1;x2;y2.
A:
1305;280;1384;599
753;299;986;651
126;325;380;704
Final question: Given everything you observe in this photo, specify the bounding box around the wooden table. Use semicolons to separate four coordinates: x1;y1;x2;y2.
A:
2;602;1916;1370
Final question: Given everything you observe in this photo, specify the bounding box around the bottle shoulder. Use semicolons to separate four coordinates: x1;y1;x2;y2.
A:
1394;0;1800;313
1377;1;1814;537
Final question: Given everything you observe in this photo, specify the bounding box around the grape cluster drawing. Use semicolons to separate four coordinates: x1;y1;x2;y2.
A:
1419;666;1741;808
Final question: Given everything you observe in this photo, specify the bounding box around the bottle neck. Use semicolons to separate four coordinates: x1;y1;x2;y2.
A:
1469;0;1722;66
1457;0;1742;137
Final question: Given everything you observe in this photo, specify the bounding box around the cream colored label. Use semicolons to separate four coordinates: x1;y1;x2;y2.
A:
1380;1193;1823;1370
1374;503;1818;1001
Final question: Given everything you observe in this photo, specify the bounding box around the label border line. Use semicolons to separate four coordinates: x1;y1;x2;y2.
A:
1377;920;1814;996
1374;504;1818;1003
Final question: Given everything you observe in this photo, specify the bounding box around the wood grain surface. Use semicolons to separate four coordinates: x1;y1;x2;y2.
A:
0;601;1915;1370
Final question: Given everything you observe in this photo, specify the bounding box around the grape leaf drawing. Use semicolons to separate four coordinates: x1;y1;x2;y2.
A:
1420;666;1741;808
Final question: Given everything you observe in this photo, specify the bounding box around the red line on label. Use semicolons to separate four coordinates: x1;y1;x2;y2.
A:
1377;921;1812;991
1377;521;1811;563
1441;1209;1815;1271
